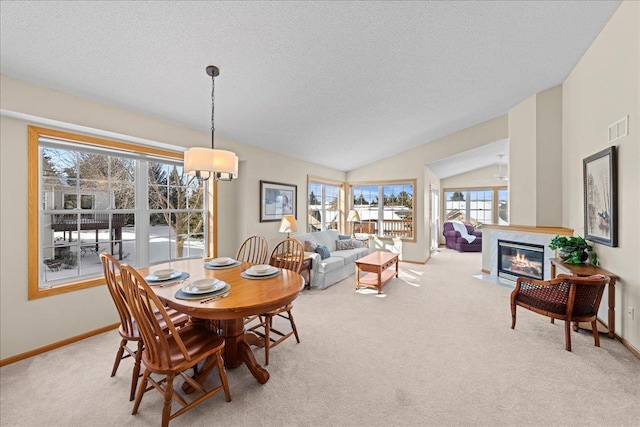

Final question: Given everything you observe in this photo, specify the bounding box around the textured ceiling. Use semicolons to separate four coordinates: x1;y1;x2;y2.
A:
0;1;620;173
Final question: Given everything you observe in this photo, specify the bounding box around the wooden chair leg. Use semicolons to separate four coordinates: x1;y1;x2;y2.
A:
215;352;232;402
130;340;143;401
161;374;175;427
565;320;572;352
111;339;127;377
592;320;601;347
288;310;300;343
510;304;516;329
264;316;271;366
132;370;149;415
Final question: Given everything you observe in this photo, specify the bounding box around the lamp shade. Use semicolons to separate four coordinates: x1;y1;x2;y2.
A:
347;209;361;222
184;147;238;180
279;215;298;234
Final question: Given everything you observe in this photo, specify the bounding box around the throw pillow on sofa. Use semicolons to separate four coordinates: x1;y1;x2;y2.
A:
338;234;351;240
315;244;331;260
304;239;318;252
336;239;355;250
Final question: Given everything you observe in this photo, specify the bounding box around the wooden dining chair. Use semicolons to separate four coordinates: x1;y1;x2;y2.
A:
237;235;270;326
247;238;304;365
119;264;231;427
100;253;188;401
236;235;269;264
511;273;609;351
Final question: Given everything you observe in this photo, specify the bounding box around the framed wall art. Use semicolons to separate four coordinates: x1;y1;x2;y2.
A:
260;180;297;222
583;146;617;247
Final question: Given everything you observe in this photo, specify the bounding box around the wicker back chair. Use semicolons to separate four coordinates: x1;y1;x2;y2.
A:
510;273;609;351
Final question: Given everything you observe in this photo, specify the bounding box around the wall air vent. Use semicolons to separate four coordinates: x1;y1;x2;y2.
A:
608;115;628;143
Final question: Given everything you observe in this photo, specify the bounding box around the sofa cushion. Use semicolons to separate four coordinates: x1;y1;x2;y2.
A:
317;256;345;273
296;229;340;251
338;234;351;240
332;248;362;264
315;244;331;260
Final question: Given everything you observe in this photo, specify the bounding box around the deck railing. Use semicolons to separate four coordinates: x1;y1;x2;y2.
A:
355;220;413;238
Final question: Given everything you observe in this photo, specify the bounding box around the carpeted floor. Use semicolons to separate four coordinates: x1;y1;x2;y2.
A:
1;248;639;427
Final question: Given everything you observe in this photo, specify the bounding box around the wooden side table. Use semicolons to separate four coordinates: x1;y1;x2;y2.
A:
354;237;370;248
300;255;312;290
549;258;619;338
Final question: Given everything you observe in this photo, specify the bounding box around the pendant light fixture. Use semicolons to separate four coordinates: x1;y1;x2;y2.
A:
184;65;239;181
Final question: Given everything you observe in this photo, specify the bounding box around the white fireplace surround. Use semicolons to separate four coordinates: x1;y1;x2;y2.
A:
481;225;573;281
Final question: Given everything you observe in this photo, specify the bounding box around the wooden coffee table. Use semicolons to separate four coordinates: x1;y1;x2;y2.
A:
355;251;399;294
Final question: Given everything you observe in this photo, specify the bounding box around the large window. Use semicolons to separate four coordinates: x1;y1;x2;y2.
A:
29;126;209;299
444;187;508;226
307;177;343;232
350;180;415;240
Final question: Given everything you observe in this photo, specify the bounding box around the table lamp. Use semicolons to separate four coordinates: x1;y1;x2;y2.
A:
279;215;298;238
347;209;361;238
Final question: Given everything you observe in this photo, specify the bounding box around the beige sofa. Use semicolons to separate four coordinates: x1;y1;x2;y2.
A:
294;229;369;290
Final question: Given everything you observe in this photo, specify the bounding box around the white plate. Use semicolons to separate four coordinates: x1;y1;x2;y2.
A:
245;266;279;276
209;257;235;266
182;279;225;294
146;270;182;282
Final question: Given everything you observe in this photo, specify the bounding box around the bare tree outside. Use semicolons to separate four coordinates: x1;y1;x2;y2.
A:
148;162;204;258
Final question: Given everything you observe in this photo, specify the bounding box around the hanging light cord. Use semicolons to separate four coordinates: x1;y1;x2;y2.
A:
211;74;216;150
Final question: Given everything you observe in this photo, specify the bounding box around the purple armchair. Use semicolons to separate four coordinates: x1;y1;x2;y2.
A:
443;221;482;252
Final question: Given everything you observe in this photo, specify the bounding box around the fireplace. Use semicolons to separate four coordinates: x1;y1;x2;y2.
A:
497;240;544;282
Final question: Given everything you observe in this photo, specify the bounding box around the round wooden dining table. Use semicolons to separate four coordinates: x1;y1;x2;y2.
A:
136;258;304;384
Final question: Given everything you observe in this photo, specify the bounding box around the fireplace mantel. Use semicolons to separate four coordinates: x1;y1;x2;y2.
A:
481;224;573;235
481;225;574;280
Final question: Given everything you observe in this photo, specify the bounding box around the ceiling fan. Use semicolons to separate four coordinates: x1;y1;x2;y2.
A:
476;154;508;183
493;154;508;181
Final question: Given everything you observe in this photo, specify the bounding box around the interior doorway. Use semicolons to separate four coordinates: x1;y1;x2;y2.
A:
430;185;439;252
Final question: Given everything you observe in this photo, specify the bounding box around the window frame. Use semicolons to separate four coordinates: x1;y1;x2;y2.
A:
306;175;345;233
28;126;215;300
349;179;416;242
442;186;508;226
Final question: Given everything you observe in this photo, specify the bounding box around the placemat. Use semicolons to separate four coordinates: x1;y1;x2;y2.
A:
240;269;281;280
174;282;231;300
204;260;242;270
146;272;190;286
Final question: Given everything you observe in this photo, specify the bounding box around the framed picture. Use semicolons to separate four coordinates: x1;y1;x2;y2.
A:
583;146;617;247
260;181;297;222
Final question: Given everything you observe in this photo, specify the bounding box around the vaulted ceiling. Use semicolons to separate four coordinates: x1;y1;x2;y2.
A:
0;1;620;173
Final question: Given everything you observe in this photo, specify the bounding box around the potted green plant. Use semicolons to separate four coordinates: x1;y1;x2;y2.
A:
549;235;598;266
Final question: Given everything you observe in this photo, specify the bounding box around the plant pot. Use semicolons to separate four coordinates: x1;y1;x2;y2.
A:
559;249;589;264
579;251;589;263
558;249;571;261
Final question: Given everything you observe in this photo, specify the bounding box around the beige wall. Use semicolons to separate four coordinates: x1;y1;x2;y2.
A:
508;95;537;225
0;75;343;359
535;86;563;226
562;0;639;350
508;86;563;226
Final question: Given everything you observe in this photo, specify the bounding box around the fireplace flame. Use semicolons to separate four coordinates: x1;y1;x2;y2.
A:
508;251;542;278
